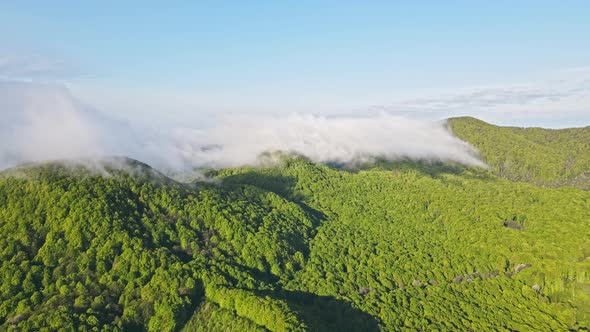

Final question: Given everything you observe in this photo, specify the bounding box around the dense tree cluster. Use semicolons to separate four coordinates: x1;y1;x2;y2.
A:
0;161;314;331
0;120;589;330
218;157;590;330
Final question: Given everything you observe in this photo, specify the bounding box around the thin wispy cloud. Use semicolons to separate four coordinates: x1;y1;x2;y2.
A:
373;67;590;127
0;53;80;82
389;70;589;111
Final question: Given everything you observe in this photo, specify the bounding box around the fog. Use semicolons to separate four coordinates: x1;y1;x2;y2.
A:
0;81;486;172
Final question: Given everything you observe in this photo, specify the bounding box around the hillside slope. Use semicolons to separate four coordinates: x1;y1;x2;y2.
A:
448;116;590;189
1;153;589;331
217;157;590;330
0;160;318;331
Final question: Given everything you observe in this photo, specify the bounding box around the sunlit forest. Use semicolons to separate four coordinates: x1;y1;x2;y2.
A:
1;118;589;331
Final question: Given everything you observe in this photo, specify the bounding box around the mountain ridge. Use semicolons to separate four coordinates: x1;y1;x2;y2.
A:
448;116;590;189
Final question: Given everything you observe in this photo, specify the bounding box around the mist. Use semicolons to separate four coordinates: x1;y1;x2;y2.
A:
0;81;486;172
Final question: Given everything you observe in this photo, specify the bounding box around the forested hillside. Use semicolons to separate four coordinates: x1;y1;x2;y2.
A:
448;116;590;189
1;123;589;331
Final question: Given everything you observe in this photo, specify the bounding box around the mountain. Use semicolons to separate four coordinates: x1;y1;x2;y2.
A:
1;120;589;331
448;116;590;189
1;156;172;183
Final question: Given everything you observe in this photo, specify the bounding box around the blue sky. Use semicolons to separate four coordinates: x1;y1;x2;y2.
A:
1;1;590;127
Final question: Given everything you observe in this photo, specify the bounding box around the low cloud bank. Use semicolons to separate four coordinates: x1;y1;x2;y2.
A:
172;114;485;168
0;81;486;172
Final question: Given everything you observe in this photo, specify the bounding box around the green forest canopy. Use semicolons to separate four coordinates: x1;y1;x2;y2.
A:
0;118;589;331
449;116;590;189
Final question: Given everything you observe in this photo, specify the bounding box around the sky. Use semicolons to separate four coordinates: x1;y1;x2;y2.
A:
1;1;590;128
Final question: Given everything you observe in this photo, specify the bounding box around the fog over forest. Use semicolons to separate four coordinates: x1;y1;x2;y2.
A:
0;81;486;171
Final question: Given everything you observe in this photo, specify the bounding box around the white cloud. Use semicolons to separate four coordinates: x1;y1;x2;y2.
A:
3;61;588;173
171;113;485;168
0;81;107;168
0;80;486;172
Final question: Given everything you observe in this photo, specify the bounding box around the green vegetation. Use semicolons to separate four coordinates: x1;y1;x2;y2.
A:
449;116;590;189
1;120;589;331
